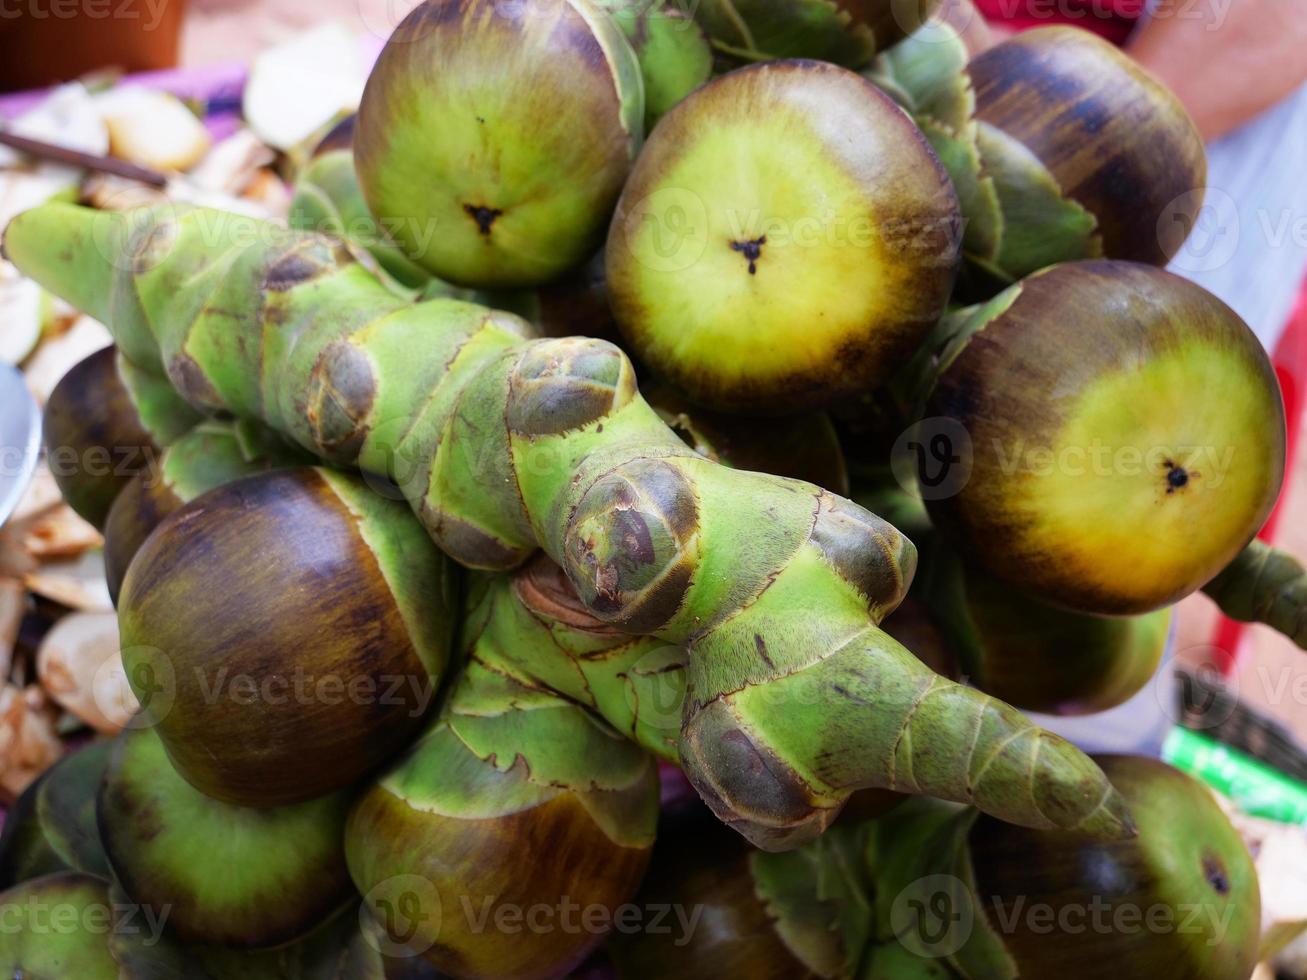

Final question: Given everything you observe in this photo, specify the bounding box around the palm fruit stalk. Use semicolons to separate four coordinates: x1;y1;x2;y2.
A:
594;0;712;130
690;0;940;68
115;465;459;806
859;477;1170;716
606;59;962;415
43;344;200;528
5;201;1133;850
867;23;1206;291
98;725;355;948
1202;538;1307;649
102;418;306;601
348;575;661;979
355;0;644;288
616;757;1260;980
883;260;1285;617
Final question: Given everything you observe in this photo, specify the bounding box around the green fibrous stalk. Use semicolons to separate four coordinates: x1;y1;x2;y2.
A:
867;23;1205;289
5;201;1133;849
692;0;940;69
1203;538;1307;649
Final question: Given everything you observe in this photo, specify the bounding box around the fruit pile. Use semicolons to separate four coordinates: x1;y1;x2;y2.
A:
1;0;1304;977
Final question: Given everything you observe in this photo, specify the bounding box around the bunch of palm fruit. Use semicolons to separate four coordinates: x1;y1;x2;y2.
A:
2;0;1302;976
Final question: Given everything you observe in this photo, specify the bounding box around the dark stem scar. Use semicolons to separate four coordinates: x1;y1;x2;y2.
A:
729;235;767;275
1163;459;1191;495
463;204;504;237
1202;853;1230;895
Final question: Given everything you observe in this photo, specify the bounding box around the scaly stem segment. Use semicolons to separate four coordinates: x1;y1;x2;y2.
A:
4;202;1133;848
1203;538;1307;649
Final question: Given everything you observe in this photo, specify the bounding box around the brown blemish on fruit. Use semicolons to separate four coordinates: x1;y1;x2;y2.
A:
1202;852;1230;895
1164;459;1191;495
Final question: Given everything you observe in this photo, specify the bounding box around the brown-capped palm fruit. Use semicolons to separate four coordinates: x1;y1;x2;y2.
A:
610;808;873;979
346;652;660;979
645;382;849;494
692;0;939;68
606;60;960;415
916;261;1285;616
0;767;68;888
35;740;113;879
355;0;644;288
43;345;200;528
117;466;459;806
102;420;305;602
595;0;712;130
953;757;1260;979
98;725;354;948
868;24;1205;288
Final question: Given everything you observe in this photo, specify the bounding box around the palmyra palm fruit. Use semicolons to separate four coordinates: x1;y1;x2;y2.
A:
596;0;712;130
0;741;112;887
619;757;1259;980
868;24;1206;287
356;0;644;288
860;478;1171;716
905;260;1285;616
347;622;661;978
116;466;459;805
43;345;199;528
0;873;426;978
692;0;940;68
610;808;873;979
931;756;1260;979
7;201;1134;850
98;725;354;948
606;60;961;415
102;419;304;601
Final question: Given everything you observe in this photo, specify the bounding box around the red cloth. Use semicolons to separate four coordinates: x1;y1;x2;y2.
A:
974;0;1145;45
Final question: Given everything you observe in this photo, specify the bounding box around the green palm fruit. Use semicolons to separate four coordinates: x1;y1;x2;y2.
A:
43;345;200;528
102;419;306;601
1202;538;1307;650
98;725;354;948
595;0;712;129
5;201;1134;850
607;59;961;415
0;872;137;978
356;0;644;288
868;24;1206;289
691;0;940;68
116;467;459;806
346;657;661;978
897;261;1285;617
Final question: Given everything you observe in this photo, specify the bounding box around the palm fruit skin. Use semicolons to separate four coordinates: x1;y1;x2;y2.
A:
606;59;961;415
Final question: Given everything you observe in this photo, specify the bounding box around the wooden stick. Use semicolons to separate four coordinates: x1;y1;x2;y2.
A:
0;129;168;188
